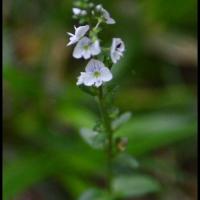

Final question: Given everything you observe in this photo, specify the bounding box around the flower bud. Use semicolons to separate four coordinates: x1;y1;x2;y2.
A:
116;137;128;152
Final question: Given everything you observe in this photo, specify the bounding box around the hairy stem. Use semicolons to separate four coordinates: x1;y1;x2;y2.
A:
97;86;113;194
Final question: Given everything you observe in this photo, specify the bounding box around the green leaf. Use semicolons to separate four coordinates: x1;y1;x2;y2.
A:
113;153;139;170
112;112;132;130
80;128;106;150
116;114;197;155
78;188;113;200
112;175;161;198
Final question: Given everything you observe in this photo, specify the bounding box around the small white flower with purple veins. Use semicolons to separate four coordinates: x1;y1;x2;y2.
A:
96;4;116;25
110;38;125;64
72;8;87;16
67;25;89;46
73;37;101;59
77;59;113;87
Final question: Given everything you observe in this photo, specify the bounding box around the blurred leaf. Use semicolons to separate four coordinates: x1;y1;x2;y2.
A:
80;128;106;150
79;188;112;200
116;113;196;155
141;157;185;183
112;112;132;130
113;153;139;170
59;174;91;199
116;86;196;112
57;105;96;128
112;175;161;198
3;67;41;94
3;153;57;200
142;0;197;31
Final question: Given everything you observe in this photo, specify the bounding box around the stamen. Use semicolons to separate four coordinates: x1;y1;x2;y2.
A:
93;71;101;77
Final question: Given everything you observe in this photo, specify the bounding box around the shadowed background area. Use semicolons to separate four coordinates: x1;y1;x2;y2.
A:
3;0;197;199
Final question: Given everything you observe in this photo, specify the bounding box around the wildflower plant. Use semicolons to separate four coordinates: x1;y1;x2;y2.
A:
66;0;142;199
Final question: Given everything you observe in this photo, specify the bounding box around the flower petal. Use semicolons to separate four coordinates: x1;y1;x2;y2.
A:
90;40;101;56
80;10;87;16
72;37;90;59
101;7;116;25
77;72;87;85
73;42;83;59
106;18;116;24
83;73;96;86
83;50;91;59
94;79;103;87
73;8;81;15
75;25;90;39
67;25;90;47
67;32;74;37
85;59;105;73
100;67;113;82
67;36;78;46
111;38;125;63
111;52;120;63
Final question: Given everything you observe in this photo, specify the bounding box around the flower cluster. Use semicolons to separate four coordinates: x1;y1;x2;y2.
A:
66;2;134;198
67;0;125;88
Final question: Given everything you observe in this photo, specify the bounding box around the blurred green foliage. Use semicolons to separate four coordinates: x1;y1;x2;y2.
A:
3;0;197;199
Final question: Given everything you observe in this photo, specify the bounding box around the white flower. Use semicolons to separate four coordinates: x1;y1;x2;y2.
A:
77;59;113;87
96;4;116;24
72;8;87;16
110;38;125;63
72;8;81;15
96;4;103;11
73;37;101;59
67;25;89;46
81;10;87;16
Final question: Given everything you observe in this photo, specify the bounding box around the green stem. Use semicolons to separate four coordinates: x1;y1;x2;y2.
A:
102;47;110;52
94;18;103;30
97;86;113;194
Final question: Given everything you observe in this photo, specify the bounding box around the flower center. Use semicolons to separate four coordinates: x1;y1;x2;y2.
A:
116;43;122;49
93;71;101;77
116;43;122;51
83;45;90;50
